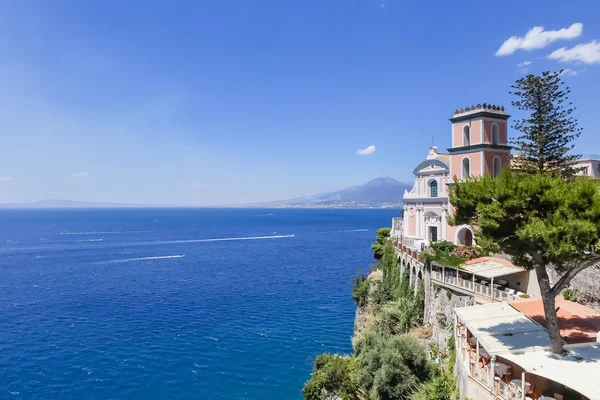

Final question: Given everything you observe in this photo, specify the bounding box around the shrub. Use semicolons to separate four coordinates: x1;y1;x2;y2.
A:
358;335;433;400
411;372;458;400
371;228;391;260
562;287;577;302
428;342;440;357
372;298;422;337
351;272;370;307
303;353;358;400
422;240;466;267
447;336;456;374
450;246;481;261
369;280;391;309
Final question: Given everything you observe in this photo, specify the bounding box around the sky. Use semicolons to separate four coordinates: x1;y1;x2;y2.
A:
1;0;600;206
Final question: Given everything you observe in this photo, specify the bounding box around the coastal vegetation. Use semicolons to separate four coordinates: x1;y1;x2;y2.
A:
450;70;600;354
304;238;457;400
420;240;482;268
371;228;391;260
302;353;359;400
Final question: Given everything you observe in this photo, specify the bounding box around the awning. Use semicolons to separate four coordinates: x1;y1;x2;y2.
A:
502;344;600;400
455;302;550;354
462;257;525;279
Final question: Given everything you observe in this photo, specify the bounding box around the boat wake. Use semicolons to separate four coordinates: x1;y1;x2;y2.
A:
156;234;295;245
61;231;152;235
99;255;185;264
339;229;369;233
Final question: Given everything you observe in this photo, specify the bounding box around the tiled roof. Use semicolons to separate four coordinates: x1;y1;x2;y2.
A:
510;296;600;344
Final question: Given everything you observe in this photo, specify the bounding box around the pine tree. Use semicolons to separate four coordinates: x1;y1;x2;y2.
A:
450;170;600;354
510;70;582;177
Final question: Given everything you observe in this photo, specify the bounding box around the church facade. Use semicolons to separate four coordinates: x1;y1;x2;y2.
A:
399;104;512;249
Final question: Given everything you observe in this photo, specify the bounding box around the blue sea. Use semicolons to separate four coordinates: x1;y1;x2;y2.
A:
0;208;396;399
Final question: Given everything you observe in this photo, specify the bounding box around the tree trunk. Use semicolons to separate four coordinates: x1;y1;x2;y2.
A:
534;264;564;354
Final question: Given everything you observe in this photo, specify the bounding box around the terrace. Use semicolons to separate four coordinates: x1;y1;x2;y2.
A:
430;257;530;304
454;300;600;400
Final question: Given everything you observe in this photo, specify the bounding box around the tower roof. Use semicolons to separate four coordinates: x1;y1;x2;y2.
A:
450;103;510;123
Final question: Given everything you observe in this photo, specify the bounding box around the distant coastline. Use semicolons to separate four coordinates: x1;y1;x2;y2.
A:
238;202;402;209
1;203;402;210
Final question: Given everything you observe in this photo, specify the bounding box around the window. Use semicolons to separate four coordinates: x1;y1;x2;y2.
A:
463;125;471;146
493;156;502;177
462;158;470;178
492;123;499;145
430;180;438;197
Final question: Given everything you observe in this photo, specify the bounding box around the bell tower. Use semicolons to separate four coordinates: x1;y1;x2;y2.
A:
448;104;511;182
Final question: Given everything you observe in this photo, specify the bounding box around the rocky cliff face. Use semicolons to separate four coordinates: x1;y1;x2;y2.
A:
552;266;600;311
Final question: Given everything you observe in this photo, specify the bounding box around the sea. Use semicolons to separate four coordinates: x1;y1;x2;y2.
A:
0;208;396;400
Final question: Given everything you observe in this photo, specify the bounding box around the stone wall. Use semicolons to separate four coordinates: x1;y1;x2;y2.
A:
551;266;600;312
425;281;474;350
397;249;474;350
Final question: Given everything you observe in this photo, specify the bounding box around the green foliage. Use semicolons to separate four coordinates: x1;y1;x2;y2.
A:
428;342;439;357
303;353;359;400
379;242;400;302
398;268;411;299
352;271;370;307
447;336;456;375
410;373;458;400
562;287;577;302
415;281;425;324
421;240;467;268
450;170;600;274
372;298;422;337
371;228;392;260
510;71;582;177
450;169;600;353
358;335;433;400
369;280;391;309
445;289;452;300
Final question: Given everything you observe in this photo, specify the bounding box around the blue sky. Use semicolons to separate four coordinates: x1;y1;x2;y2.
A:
1;0;599;205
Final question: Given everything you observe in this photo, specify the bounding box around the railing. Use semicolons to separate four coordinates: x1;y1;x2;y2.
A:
470;361;493;389
432;270;521;303
475;283;492;297
458;277;473;291
582;154;600;160
494;288;517;302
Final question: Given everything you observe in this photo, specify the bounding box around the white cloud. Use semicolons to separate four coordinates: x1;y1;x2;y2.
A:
0;176;13;181
356;145;376;156
496;23;582;56
559;68;578;76
517;61;532;67
549;40;600;64
71;172;89;177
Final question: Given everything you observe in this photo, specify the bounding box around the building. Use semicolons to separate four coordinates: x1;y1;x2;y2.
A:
394;104;511;249
575;155;600;178
391;104;600;399
455;298;600;399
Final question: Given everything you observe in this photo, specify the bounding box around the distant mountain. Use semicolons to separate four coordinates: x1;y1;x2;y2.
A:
248;177;412;208
0;199;155;209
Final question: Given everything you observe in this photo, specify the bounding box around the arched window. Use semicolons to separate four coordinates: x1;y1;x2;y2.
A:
493;156;502;177
462;158;470;178
492;123;499;145
429;180;438;197
463;125;471;146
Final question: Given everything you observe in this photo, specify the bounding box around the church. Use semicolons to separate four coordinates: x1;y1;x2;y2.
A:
398;104;512;250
